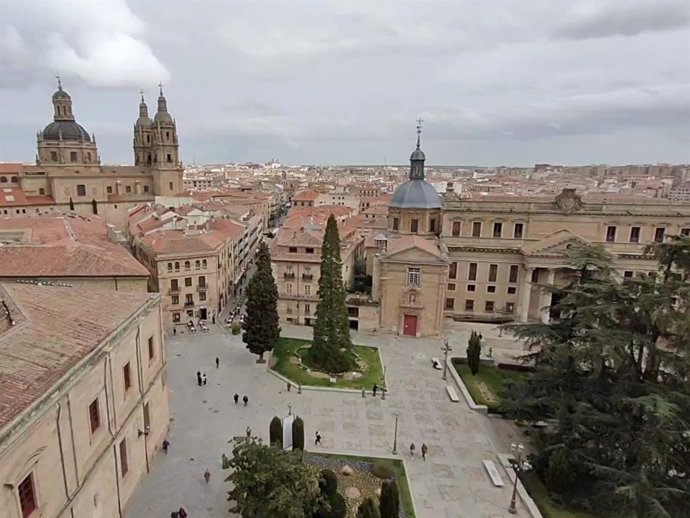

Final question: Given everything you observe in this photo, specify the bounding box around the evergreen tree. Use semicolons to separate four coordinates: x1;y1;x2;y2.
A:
466;330;481;375
269;416;283;448
243;242;280;362
311;215;355;373
356;498;380;518
503;242;690;516
292;416;305;451
379;479;400;518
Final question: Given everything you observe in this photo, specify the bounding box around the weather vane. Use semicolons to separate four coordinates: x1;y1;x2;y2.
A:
56;73;62;89
416;117;424;147
158;81;164;95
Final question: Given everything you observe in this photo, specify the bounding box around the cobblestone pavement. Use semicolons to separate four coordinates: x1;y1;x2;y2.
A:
126;324;528;518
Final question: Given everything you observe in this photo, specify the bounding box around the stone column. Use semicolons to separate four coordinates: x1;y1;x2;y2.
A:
518;266;534;322
539;269;556;324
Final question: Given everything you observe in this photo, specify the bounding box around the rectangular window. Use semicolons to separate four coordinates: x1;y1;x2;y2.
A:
89;399;100;433
123;362;131;391
493;222;502;238
681;228;690;237
70;151;78;162
449;262;457;279
106;186;113;194
185;294;193;304
304;285;311;295
507;286;517;294
513;223;524;239
472;221;482;237
347;307;359;317
487;285;496;293
629;226;640;243
429;218;436;233
485;301;495;312
465;299;474;311
468;263;477;281
606;226;617;242
623;270;634;278
451;221;461;236
173;312;180;323
445;298;455;310
18;473;37;518
305;247;314;254
407;267;420;286
392;218;399;231
531;269;539;282
171;279;179;290
289;247;297;253
185;277;192;287
410;219;419;233
488;264;498;282
143;402;151;431
199;292;206;301
654;227;665;243
148;336;155;360
76;184;86;196
286;283;293;294
50;151;58;161
144;185;150;193
169;182;173;190
506;302;515;313
125;185;132;193
509;265;519;283
467;284;476;292
447;283;456;291
198;276;206;288
119;439;129;477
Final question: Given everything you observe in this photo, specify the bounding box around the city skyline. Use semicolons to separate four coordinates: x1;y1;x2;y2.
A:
0;0;689;166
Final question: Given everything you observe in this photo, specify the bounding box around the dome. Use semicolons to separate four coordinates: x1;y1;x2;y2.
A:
42;121;91;141
154;111;173;124
410;147;426;161
136;115;153;127
52;88;70;100
390;179;441;209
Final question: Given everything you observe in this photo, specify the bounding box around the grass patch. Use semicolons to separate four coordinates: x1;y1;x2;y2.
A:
452;359;527;411
272;337;385;390
522;472;597;518
308;452;415;518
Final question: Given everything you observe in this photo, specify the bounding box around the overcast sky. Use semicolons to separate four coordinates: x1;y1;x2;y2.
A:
0;0;688;166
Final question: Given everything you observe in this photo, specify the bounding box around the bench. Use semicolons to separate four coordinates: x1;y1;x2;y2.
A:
445;385;460;402
431;357;442;370
483;460;505;487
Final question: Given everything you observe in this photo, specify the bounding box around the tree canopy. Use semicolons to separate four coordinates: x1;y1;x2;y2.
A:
503;240;690;517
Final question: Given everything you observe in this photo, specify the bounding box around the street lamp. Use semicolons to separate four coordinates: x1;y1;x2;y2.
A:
508;442;526;514
441;337;452;380
392;412;400;455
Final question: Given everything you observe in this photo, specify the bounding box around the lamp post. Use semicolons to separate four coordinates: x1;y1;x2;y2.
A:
441;337;452;380
392;412;400;455
508;442;525;514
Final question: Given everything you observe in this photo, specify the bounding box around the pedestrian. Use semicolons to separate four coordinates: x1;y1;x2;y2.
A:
215;357;220;369
171;512;179;518
243;395;248;406
488;347;493;359
202;373;207;386
234;393;239;405
315;431;322;446
372;383;378;397
178;507;188;518
173;327;177;336
421;443;428;461
409;443;416;457
212;315;216;324
361;387;366;398
246;426;251;438
162;439;170;454
203;468;211;484
196;371;202;387
479;332;483;341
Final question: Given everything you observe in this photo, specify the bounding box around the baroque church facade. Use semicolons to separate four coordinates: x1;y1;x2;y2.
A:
1;81;183;229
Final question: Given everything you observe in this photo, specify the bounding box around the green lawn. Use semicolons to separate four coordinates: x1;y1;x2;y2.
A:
272;337;385;390
309;452;416;518
522;472;597;518
452;360;527;411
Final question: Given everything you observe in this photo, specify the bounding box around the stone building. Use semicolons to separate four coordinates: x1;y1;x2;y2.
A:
0;81;183;230
0;284;168;518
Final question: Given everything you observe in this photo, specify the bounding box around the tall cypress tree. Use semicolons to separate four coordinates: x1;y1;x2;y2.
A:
311;215;355;373
242;242;280;362
379;479;400;518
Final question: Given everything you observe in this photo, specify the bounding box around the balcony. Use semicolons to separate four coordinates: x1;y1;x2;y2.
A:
169;286;180;294
197;284;208;292
283;272;295;279
302;274;313;281
184;300;194;307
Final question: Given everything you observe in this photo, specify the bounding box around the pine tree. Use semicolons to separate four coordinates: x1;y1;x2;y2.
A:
292;416;304;451
311;215;355;373
466;330;481;375
242;242;280;362
379;479;399;518
269;416;283;448
356;497;380;518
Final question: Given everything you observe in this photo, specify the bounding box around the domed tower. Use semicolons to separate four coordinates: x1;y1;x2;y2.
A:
388;120;442;235
133;90;153;166
36;77;100;166
149;83;183;196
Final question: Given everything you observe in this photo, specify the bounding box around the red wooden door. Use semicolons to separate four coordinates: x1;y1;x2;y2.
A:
403;315;417;336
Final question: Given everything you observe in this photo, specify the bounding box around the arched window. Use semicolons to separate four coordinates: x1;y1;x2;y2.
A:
167;154;172;163
409;293;416;304
146;135;150;143
0;177;6;183
195;260;200;269
184;260;190;270
202;259;207;268
86;152;91;163
167;262;172;272
174;261;180;271
11;176;18;183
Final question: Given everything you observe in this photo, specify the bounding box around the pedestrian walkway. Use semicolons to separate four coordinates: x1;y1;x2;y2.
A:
125;325;528;517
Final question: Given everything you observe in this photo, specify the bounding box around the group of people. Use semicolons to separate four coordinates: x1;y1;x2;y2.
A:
409;442;429;461
170;507;187;517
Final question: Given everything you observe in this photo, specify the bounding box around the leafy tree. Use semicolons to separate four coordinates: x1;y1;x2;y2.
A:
242;242;280;362
223;440;323;518
356;498;380;518
311;215;356;373
292;416;305;451
379;479;400;518
503;242;690;517
466;330;481;375
269;416;283;448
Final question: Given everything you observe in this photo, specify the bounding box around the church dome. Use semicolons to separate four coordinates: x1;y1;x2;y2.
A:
52;88;71;100
136;115;153;127
153;111;173;124
42;121;91;141
410;147;426;161
390;179;441;209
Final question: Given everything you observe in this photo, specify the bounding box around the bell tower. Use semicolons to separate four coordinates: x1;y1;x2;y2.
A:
133;90;153;166
149;83;183;196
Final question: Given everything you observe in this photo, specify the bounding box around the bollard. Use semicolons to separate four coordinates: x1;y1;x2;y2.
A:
381;388;386;400
298;384;302;394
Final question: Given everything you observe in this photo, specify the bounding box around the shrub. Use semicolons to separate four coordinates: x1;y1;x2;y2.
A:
372;460;394;480
320;469;338;498
379;479;399;518
357;497;380;518
466;330;481;375
231;322;242;335
315;471;345;518
269;416;283;448
292;416;305;451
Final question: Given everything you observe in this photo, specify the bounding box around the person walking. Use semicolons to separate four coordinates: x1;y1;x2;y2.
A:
409;443;416;457
162;439;170;454
372;384;378;397
173;327;177;336
178;507;188;518
233;393;239;405
202;373;208;386
421;443;428;461
315;431;322;446
242;395;248;406
196;371;202;387
215;357;220;369
246;426;252;439
203;469;211;484
171;512;179;518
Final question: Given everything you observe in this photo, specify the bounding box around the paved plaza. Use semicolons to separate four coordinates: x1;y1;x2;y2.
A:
126;323;529;518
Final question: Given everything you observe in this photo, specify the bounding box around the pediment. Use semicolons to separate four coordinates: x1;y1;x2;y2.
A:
385;246;443;262
521;230;591;257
